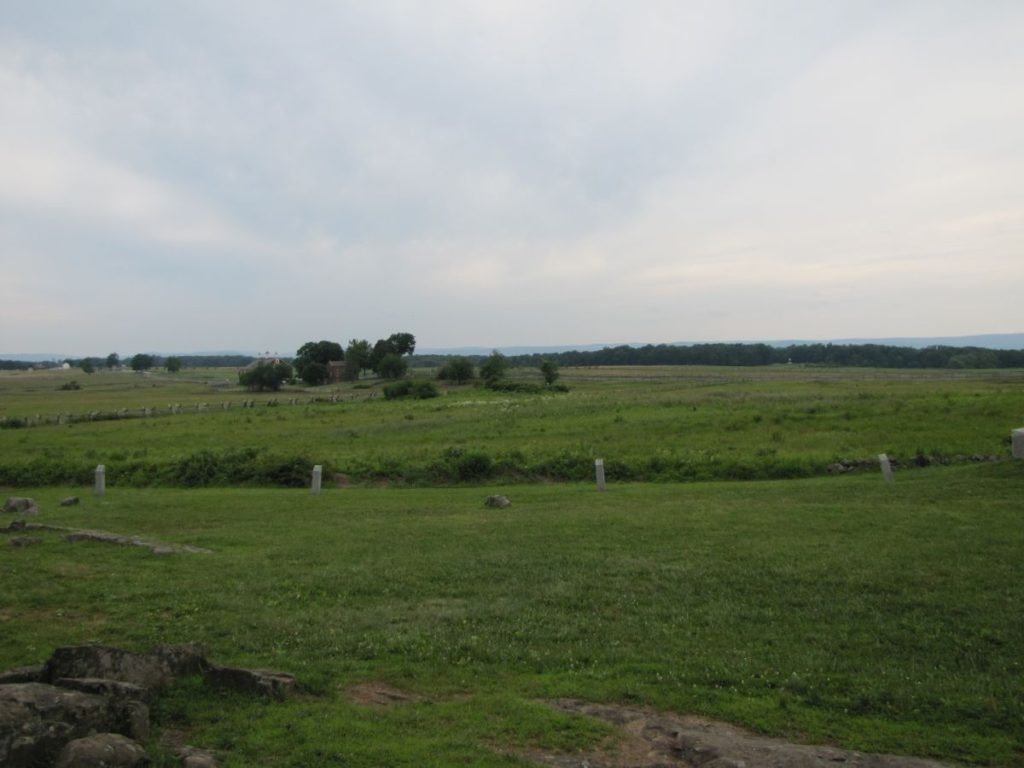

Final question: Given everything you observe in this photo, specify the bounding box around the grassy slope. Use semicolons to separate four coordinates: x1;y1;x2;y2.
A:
3;464;1022;766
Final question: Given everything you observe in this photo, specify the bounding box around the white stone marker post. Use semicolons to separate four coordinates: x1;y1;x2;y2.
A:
878;453;894;483
1013;428;1024;459
311;465;322;495
95;464;106;496
595;458;606;492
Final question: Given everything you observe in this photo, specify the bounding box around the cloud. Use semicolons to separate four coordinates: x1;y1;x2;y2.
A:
1;2;1022;354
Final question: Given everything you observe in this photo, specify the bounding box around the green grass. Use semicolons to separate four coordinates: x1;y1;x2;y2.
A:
2;366;1023;486
3;464;1023;766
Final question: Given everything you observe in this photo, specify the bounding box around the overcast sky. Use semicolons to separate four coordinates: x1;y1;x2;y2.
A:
2;1;1022;356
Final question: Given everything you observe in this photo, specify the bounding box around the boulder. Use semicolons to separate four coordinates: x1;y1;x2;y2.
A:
54;732;149;768
0;683;113;767
179;745;219;767
2;498;39;516
3;497;36;514
61;496;81;507
484;495;511;509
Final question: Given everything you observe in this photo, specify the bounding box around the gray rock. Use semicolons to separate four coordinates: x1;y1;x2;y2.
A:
203;664;296;698
0;683;113;767
2;497;35;514
43;646;173;697
54;732;150;768
0;666;43;684
61;496;80;507
179;745;219;767
484;495;511;509
151;644;209;678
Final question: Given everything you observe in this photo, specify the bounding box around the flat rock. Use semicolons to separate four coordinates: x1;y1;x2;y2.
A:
61;496;80;507
55;732;150;768
43;646;173;697
204;664;297;698
484;495;511;508
0;665;43;684
532;699;951;768
151;644;209;678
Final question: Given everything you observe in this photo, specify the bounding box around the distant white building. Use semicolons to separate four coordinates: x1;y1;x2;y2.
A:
61;362;71;370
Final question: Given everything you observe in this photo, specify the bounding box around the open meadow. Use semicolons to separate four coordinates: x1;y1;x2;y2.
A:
2;365;1023;766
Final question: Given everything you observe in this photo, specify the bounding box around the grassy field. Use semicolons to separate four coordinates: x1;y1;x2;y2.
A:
2;466;1022;766
2;365;1022;765
1;365;1022;486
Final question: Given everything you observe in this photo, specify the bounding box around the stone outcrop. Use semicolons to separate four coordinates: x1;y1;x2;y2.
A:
55;732;150;768
0;644;294;767
3;497;39;516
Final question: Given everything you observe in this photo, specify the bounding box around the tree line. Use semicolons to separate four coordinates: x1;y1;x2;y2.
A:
499;343;1024;370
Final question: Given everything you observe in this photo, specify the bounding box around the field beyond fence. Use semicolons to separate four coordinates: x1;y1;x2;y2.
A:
1;365;1022;487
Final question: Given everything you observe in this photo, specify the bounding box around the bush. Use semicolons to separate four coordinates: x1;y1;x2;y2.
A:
383;380;438;400
383;381;413;400
59;381;81;391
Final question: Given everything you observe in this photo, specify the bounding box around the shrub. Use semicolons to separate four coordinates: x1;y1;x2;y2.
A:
59;381;82;391
383;380;438;400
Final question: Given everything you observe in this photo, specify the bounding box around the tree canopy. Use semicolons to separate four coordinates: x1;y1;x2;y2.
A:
130;353;154;372
294;340;343;386
239;360;293;391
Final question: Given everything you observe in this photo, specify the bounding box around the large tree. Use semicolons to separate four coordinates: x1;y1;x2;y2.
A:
294;340;344;386
343;339;372;381
369;332;417;374
130;353;154;372
105;353;119;369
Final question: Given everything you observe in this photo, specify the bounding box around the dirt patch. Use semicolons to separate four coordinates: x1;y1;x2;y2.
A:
343;681;424;709
516;699;950;768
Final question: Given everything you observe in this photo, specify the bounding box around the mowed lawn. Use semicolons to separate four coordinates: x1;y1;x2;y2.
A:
2;464;1022;766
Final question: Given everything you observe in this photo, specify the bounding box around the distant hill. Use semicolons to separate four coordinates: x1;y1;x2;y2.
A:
750;333;1024;350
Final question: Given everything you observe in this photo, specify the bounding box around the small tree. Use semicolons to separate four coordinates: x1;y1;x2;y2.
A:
479;350;508;384
165;356;182;373
438;357;474;384
376;353;408;379
105;353;119;370
81;358;96;374
130;353;154;372
539;359;560;386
